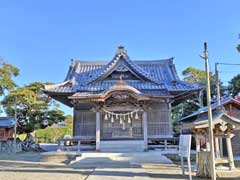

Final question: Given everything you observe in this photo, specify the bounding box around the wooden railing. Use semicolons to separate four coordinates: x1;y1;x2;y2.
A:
148;137;179;150
57;136;96;155
0;140;22;153
57;138;82;155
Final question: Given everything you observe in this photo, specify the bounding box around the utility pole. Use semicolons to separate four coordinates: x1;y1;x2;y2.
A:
215;63;221;106
14;101;17;154
215;62;223;157
201;42;216;180
13;96;19;154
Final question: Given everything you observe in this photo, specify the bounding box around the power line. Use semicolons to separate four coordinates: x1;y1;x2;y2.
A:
216;62;240;66
219;71;240;73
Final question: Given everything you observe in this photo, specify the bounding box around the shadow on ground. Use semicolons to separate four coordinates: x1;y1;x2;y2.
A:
0;152;239;179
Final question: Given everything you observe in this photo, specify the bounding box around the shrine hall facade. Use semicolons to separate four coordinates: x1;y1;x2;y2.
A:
44;46;200;151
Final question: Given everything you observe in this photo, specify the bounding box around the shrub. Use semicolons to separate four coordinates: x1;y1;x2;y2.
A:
35;126;73;143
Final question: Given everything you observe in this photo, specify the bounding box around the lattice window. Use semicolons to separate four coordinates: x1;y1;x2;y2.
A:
0;129;5;139
74;111;96;138
148;109;172;136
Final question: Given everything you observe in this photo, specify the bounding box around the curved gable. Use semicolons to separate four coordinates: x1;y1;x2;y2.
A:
84;48;160;85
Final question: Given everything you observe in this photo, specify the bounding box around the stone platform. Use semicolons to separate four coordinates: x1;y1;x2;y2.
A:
40;150;173;166
69;151;172;168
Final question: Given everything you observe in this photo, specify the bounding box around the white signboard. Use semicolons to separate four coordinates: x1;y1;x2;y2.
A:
179;134;192;180
179;134;192;157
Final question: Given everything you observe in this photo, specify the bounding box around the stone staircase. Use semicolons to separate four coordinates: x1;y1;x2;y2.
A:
69;150;173;168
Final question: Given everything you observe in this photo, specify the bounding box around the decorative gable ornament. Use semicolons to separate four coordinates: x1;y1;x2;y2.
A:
115;61;129;72
219;122;228;132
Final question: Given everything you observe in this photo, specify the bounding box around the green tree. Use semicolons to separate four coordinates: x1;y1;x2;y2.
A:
0;60;19;95
182;67;207;83
1;82;66;134
228;74;240;97
237;44;240;52
171;67;224;134
171;102;199;136
0;60;19;113
182;66;223;105
65;115;73;128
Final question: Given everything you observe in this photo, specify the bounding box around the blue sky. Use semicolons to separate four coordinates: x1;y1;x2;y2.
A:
0;1;240;115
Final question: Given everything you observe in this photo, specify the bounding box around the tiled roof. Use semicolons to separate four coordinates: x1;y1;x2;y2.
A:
0;117;15;127
180;97;240;121
45;47;201;97
66;58;179;86
180;110;240;130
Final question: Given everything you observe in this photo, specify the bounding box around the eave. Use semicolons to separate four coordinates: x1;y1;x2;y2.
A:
179;111;240;130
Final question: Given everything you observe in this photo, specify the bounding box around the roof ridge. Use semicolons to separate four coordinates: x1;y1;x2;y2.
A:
134;58;174;64
71;58;174;64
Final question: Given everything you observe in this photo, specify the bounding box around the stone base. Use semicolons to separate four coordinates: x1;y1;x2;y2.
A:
40;151;79;163
100;140;145;152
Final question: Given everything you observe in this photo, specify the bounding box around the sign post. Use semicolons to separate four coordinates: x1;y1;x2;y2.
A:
179;134;192;180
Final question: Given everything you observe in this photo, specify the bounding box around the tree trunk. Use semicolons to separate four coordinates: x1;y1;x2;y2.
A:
196;151;211;178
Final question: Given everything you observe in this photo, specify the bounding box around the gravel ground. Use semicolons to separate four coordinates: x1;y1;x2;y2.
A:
0;152;240;180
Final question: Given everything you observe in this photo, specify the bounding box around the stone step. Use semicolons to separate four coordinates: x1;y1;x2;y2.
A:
70;151;173;166
100;140;144;152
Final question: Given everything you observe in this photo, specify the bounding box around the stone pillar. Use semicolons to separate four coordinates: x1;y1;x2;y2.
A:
226;133;235;170
164;139;168;150
214;136;220;158
77;140;81;155
195;135;201;170
96;111;101;151
142;111;148;151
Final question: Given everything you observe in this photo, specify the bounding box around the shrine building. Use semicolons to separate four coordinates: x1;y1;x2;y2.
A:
180;97;240;157
44;46;200;151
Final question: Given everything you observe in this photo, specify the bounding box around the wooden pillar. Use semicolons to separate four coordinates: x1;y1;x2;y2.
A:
96;111;101;151
142;111;148;151
226;133;235;170
219;137;223;157
214;136;220;159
